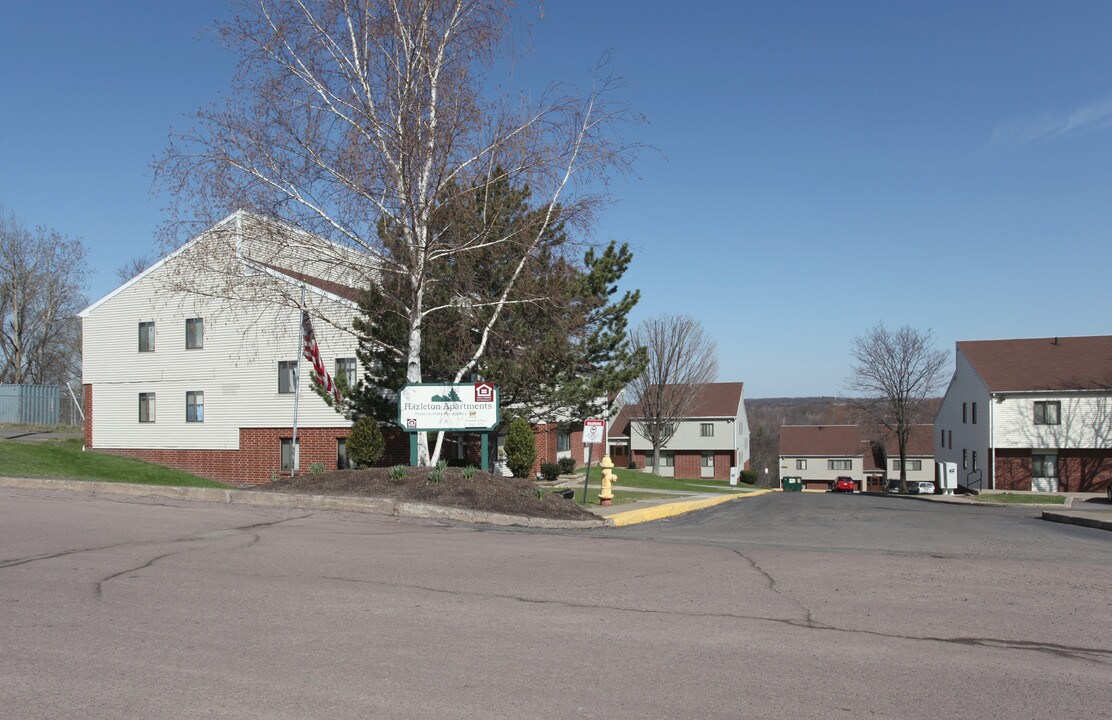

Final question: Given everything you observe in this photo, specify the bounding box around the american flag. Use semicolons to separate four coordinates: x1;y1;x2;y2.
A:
302;313;341;404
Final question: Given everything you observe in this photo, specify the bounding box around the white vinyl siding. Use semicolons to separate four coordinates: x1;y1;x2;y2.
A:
81;223;360;452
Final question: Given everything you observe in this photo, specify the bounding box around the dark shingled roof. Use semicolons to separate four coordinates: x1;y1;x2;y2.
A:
959;335;1112;392
779;425;863;457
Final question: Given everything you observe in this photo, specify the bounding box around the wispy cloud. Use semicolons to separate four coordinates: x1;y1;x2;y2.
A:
986;96;1112;152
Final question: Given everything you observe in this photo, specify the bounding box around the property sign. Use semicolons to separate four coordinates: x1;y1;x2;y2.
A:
583;418;606;444
398;383;500;431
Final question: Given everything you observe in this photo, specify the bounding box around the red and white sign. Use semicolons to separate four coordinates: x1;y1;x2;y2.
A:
474;381;495;403
583;418;606;445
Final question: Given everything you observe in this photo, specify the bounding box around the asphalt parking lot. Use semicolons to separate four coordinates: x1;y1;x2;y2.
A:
2;487;1110;719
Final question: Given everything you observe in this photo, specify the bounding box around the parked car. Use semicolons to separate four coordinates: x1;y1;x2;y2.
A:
907;481;935;495
832;476;856;493
885;479;901;493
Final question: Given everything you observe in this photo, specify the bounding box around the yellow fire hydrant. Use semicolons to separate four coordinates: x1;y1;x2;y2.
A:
599;455;615;506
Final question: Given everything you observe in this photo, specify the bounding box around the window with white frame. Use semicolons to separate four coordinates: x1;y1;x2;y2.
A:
828;459;851;471
1034;401;1061;425
335;357;357;388
557;432;570;452
278;361;298;394
337;438;350;469
186;391;204;422
796;459;807;470
700;423;714;437
701;452;714;468
138;322;155;352
972;451;978;472
1032;454;1058;479
185;318;204;349
962;449;968;469
280;438;300;472
138;393;155;423
893;459;922;471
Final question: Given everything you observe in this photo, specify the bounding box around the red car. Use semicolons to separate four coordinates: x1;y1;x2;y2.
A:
832;476;856;493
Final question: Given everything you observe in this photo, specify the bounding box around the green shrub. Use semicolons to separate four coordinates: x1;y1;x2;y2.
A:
557;457;576;474
347;416;385;467
539;462;560;482
504;418;537;478
739;469;760;484
309;462;325;475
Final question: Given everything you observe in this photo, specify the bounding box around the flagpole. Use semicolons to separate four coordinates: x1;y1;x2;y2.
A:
291;285;305;477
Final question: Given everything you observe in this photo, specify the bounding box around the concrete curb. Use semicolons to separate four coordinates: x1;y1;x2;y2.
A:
1041;510;1112;532
0;477;609;530
602;488;774;527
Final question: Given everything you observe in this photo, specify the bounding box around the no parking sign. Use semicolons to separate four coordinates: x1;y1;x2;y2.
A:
583;418;605;444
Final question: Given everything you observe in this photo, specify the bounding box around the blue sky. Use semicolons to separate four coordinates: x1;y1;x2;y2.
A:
2;1;1111;397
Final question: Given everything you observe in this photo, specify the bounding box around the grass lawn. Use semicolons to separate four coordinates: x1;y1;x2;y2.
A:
575;465;756;494
556;485;675;506
977;492;1067;505
0;438;229;488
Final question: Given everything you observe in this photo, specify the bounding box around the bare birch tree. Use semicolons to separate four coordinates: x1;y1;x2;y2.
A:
0;206;88;385
156;0;639;464
627;315;718;475
847;323;948;491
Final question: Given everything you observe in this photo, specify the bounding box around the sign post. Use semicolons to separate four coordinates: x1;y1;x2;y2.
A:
580;418;606;504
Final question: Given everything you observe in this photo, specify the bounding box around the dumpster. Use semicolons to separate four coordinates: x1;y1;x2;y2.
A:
782;476;804;492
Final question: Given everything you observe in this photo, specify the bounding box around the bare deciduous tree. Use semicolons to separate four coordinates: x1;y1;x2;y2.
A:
156;0;639;464
115;255;154;283
847;323;948;491
0;206;88;385
627;315;718;475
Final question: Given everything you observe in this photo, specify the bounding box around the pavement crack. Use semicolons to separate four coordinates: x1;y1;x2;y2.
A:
94;550;183;599
316;573;1110;665
732;548;822;628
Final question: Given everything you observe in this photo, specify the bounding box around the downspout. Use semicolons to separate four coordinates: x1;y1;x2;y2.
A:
989;392;996;490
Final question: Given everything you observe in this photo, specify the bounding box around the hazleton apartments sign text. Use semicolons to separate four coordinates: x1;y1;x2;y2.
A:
398;382;500;432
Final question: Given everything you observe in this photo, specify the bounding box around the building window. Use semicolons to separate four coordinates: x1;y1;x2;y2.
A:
337;438;350;469
940;428;944;447
972;451;978;472
280;438;300;473
962;449;968;469
336;357;357;388
138;393;155;423
972;402;977;424
796;459;807;470
138;322;155;352
700;423;714;437
185;318;204;349
186;391;204;422
828;459;851;471
893;459;922;471
278;361;298;394
947;430;952;449
1032;454;1058;479
701;452;714;468
557;431;570;452
1034;401;1061;425
962;403;967;423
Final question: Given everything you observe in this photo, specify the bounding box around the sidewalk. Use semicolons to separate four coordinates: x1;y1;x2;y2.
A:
875;488;1112;532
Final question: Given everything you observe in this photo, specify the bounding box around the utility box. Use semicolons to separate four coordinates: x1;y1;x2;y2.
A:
782;476;804;492
936;462;957;495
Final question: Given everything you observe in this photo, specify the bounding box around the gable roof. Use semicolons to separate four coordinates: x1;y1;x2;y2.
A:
959;335;1112;392
779;425;863;457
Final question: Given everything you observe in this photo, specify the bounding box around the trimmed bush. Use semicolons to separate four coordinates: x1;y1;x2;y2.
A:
539;462;560;482
740;469;760;485
557;457;576;474
504;418;537;478
347;416;385;467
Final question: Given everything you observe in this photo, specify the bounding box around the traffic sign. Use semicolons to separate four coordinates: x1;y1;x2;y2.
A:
583;418;605;444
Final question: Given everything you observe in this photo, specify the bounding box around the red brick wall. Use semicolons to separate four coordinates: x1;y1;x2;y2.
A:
95;426;409;487
529;423;588;474
83;384;93;448
630;450;733;480
994;448;1112;492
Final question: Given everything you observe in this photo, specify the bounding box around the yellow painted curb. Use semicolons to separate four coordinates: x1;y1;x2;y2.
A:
603;488;773;527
